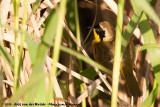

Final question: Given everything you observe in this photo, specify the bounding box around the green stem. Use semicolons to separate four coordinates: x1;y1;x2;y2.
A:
151;79;157;107
18;0;27;84
13;0;20;93
74;0;86;106
51;0;67;99
111;0;125;106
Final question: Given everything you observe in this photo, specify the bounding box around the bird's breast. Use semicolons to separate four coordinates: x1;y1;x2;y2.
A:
93;41;114;70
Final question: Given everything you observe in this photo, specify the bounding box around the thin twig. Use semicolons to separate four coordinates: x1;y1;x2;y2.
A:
83;0;97;44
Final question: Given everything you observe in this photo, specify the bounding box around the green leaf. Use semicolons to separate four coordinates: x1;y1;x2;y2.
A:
13;10;57;102
121;11;143;57
25;35;38;63
139;13;160;82
66;0;76;34
22;9;58;103
131;1;160;106
74;67;98;86
31;9;58;74
135;0;160;24
0;42;14;70
9;72;47;103
139;13;160;107
29;0;41;18
141;82;160;107
140;43;160;51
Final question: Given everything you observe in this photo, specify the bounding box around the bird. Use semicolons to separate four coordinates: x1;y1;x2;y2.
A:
91;21;142;97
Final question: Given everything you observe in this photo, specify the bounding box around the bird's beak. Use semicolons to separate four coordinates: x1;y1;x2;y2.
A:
86;27;95;30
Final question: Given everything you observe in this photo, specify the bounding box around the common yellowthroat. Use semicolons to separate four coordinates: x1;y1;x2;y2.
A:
92;21;142;97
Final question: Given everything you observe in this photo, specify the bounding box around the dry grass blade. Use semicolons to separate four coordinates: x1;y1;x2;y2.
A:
63;22;112;92
46;56;110;95
3;80;14;87
53;76;66;107
3;33;27;48
27;3;40;37
73;73;108;104
38;8;51;28
0;0;11;25
0;57;13;81
37;1;57;28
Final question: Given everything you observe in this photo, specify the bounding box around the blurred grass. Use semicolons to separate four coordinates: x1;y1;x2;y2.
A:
10;72;47;103
29;0;41;19
17;0;27;90
50;0;67;101
12;0;20;92
0;42;14;70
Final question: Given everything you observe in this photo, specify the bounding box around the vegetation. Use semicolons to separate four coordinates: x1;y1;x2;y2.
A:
0;0;160;106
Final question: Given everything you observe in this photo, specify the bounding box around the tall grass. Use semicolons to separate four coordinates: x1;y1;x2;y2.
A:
0;0;160;106
111;0;125;106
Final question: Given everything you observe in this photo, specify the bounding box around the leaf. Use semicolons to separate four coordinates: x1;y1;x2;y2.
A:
24;9;58;103
139;12;160;107
141;82;160;107
131;1;160;106
0;42;14;70
10;9;59;103
25;35;38;63
29;0;41;18
135;0;160;24
9;72;47;103
74;67;97;86
140;43;160;51
121;11;143;57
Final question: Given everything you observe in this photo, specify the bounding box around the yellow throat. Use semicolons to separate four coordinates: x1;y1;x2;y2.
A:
92;29;101;46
